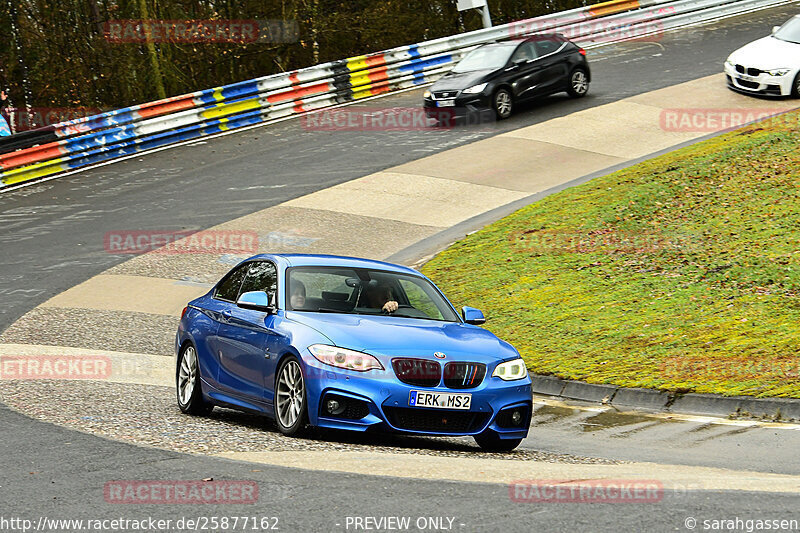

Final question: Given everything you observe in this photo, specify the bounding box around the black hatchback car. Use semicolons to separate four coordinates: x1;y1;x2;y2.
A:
423;34;590;122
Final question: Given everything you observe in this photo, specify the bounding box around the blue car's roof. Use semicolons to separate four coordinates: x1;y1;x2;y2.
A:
246;254;421;276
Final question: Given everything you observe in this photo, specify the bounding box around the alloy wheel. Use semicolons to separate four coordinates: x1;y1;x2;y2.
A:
276;360;305;429
572;70;588;95
178;346;197;407
495;91;512;118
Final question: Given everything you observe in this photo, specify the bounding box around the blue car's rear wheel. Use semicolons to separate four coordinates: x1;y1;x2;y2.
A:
275;356;308;436
474;430;523;452
177;345;212;416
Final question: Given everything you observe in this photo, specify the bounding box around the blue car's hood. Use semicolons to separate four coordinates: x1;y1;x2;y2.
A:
285;312;518;364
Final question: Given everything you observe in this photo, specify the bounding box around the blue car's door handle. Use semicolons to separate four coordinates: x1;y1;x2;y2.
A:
222;309;232;319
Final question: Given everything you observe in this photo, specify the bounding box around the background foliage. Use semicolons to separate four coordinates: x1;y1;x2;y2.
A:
0;0;587;111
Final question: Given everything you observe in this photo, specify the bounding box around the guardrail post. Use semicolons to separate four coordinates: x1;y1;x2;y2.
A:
457;0;493;29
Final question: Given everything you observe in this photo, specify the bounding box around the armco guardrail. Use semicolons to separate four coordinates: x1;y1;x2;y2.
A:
0;0;790;189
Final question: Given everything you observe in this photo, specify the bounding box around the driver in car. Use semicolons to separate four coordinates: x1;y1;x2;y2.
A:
290;280;306;309
364;283;399;314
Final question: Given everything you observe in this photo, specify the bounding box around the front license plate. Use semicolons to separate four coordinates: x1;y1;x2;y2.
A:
409;390;471;410
738;75;757;82
436;100;456;107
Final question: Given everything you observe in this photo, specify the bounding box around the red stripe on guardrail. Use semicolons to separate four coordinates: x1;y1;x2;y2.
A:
137;96;198;119
365;54;387;68
267;81;331;104
0;141;67;170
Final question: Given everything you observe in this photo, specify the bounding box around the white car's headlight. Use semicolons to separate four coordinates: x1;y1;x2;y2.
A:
423;90;432;99
724;58;735;68
308;344;383;372
463;83;488;94
492;358;528;381
766;68;791;76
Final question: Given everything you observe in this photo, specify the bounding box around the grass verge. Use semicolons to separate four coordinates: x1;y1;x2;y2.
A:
422;109;800;398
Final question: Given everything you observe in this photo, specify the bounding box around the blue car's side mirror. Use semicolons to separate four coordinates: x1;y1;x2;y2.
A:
237;291;276;314
462;306;486;325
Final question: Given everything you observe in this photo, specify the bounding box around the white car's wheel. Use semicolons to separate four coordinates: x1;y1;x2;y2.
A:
793;71;800;97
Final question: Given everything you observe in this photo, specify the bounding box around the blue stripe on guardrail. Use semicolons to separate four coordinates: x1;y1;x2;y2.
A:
398;54;454;74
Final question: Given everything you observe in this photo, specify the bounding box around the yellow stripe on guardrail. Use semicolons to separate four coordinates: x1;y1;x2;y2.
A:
201;98;262;120
589;0;641;17
2;158;69;186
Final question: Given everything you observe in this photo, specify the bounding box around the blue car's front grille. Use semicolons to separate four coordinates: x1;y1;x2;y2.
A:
383;406;489;433
443;362;486;389
392;358;441;387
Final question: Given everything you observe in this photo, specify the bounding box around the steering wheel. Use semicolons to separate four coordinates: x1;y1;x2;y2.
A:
383;304;413;314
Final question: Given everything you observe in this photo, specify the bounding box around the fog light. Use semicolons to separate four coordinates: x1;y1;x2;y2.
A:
511;410;522;426
326;398;345;415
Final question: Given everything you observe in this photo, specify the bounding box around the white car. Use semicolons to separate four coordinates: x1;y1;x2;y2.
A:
724;14;800;97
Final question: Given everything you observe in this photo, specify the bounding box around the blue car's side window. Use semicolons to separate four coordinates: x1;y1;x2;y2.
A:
214;263;250;302
239;261;278;303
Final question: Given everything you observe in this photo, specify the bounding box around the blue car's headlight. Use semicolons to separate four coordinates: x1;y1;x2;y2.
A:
492;358;528;381
309;344;384;372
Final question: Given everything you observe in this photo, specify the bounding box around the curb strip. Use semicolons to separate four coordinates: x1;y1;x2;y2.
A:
531;374;800;421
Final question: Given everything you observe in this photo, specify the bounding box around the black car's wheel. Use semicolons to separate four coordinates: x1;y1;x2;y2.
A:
493;88;514;119
177;344;213;416
274;355;308;436
792;71;800;97
567;68;589;98
474;430;523;452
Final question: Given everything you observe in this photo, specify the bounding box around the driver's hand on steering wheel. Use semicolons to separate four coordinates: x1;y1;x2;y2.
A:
382;301;399;313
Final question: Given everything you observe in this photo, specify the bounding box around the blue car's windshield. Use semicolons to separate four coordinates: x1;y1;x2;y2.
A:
774;16;800;44
452;45;514;73
286;266;460;322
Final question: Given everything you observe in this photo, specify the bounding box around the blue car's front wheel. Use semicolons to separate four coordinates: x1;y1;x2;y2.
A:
274;356;308;436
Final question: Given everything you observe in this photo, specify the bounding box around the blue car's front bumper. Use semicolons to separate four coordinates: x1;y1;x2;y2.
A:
300;352;532;439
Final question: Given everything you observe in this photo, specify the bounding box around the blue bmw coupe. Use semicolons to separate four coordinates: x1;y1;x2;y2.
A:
176;254;532;451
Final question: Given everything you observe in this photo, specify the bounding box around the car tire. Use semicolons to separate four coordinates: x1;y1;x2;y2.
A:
493;88;514;120
274;355;308;436
792;71;800;97
474;430;523;452
176;344;213;416
567;68;590;98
